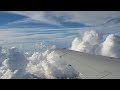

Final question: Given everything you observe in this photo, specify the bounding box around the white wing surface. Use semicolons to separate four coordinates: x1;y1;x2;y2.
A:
54;48;120;79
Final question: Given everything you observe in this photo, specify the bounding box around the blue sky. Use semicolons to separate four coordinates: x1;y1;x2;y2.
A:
0;11;120;50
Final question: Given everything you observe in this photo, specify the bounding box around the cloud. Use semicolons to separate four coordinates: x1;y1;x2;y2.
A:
101;34;120;58
0;26;120;51
3;47;28;71
0;28;79;50
0;45;80;79
71;30;100;54
5;11;120;28
7;11;62;26
40;11;120;26
70;30;120;58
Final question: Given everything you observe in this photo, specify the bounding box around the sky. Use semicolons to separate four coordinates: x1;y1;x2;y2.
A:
1;11;120;79
0;11;120;51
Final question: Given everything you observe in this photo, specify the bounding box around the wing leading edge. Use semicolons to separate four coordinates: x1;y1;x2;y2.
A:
54;48;120;79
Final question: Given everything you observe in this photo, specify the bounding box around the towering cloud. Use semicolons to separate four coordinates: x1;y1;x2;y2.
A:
71;30;100;54
101;34;120;58
71;30;120;58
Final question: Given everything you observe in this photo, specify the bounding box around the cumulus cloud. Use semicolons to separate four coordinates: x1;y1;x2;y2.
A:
0;44;80;79
101;34;120;58
70;30;120;58
26;45;80;79
3;47;28;71
71;30;100;54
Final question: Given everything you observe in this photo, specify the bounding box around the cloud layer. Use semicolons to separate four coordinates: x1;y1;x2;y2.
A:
2;11;120;29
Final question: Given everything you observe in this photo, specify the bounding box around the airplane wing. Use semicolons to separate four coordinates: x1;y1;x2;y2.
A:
54;48;120;79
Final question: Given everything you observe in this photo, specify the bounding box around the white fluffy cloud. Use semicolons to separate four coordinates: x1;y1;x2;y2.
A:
3;47;28;71
71;30;120;58
0;45;80;79
101;34;120;58
71;30;100;54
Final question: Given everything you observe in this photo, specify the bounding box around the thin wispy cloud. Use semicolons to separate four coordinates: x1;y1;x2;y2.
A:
0;11;118;29
6;11;62;26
